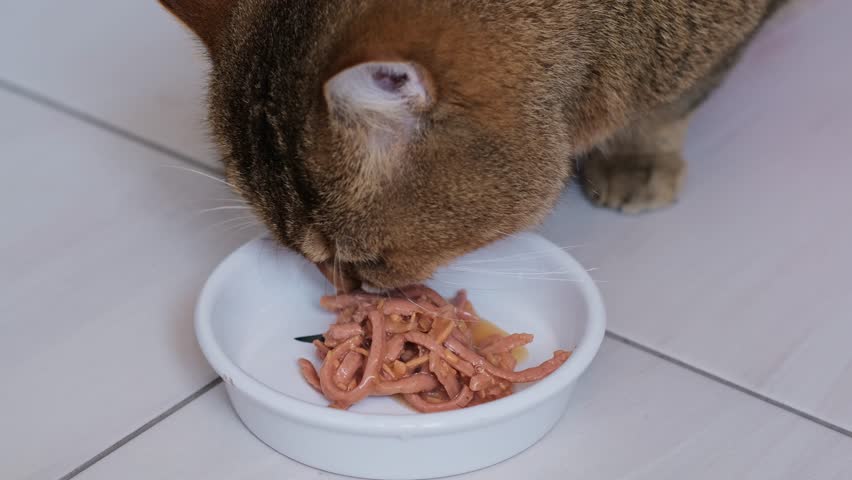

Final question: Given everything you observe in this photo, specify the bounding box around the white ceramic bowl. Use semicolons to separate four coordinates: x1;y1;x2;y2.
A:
196;232;605;479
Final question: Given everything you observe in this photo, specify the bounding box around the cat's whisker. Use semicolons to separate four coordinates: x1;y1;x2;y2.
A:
581;175;601;197
202;203;250;208
450;266;553;275
440;275;608;285
445;265;604;282
232;222;264;234
210;196;246;200
199;206;254;214
453;244;588;265
430;277;525;292
432;276;608;289
333;240;342;295
493;229;527;241
223;220;257;233
207;214;258;231
399;289;432;312
491;229;569;243
164;164;237;189
203;197;249;205
448;272;580;281
450;265;584;274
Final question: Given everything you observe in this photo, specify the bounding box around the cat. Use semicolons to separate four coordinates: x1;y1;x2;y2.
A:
160;0;787;288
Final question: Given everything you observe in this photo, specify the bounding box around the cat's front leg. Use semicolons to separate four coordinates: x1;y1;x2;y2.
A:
580;114;689;214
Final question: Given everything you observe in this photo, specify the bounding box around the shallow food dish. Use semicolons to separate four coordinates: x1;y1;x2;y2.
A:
196;232;606;479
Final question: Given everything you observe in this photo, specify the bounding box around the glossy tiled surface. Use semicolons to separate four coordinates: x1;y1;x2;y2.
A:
77;342;852;480
0;1;215;166
0;90;258;479
542;0;852;432
1;0;850;479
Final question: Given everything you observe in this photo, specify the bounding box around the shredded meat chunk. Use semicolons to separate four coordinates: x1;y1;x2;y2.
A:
298;286;572;412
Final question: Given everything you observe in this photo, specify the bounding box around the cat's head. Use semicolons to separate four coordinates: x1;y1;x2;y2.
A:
161;0;575;288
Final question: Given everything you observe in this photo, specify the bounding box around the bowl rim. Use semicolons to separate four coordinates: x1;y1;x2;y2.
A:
195;232;606;436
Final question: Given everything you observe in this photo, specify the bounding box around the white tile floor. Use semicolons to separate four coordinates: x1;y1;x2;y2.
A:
1;1;850;479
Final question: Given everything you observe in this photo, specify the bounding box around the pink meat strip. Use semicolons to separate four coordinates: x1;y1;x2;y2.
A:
445;337;571;383
450;326;472;345
319;293;372;312
498;351;517;371
479;333;534;354
487;381;513;398
384;334;406;363
307;287;573;412
404;331;475;377
382;298;434;317
312;340;329;360
386;315;417;334
350;308;368;324
477;334;503;349
298;358;322;392
384;288;454;317
468;373;497;392
334;351;364;387
319;311;386;407
450;289;468;309
335;308;354;324
399;285;449;308
429;351;461;398
325;323;364;341
404;386;475;413
450;289;479;322
374;373;440;395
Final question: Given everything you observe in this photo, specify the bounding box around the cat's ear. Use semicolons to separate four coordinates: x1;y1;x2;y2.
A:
158;0;236;51
324;62;435;145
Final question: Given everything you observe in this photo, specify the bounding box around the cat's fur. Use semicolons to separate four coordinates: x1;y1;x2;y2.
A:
161;0;786;287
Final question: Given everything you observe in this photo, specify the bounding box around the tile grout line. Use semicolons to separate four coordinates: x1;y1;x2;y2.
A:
604;330;852;439
0;78;229;479
58;377;223;480
0;77;221;176
52;333;852;480
0;78;236;479
47;340;852;480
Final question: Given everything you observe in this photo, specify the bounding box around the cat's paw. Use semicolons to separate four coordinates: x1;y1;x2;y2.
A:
580;151;684;214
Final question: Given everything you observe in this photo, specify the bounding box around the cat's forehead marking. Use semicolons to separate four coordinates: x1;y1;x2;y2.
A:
324;62;432;189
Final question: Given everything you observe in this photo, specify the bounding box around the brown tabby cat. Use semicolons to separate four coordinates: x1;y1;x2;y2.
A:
161;0;786;288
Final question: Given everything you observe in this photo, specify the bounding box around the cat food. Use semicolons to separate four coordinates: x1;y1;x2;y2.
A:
298;286;572;412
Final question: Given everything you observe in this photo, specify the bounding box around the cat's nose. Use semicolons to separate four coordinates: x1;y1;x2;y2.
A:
304;227;363;292
316;258;361;293
300;227;333;263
